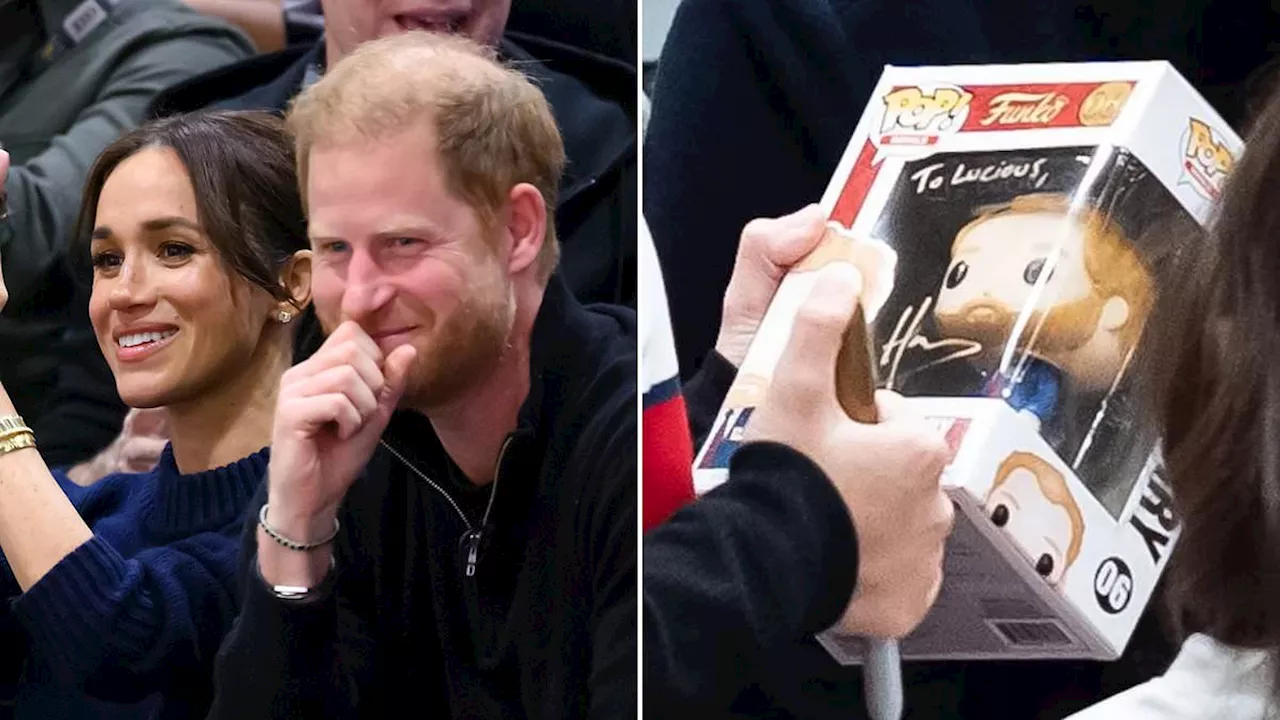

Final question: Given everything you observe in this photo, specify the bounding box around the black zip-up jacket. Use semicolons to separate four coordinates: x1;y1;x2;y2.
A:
206;277;637;719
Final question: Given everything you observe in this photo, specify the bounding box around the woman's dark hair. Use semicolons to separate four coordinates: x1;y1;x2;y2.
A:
74;110;307;307
1145;85;1280;680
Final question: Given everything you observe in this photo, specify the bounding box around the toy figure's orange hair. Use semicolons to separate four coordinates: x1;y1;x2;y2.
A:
991;451;1085;569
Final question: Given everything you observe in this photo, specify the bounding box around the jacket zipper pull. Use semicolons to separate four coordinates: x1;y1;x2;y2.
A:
464;530;481;578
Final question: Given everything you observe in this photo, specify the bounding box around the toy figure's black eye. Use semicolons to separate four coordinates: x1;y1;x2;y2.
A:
1023;258;1053;285
990;504;1009;527
945;260;968;289
1036;554;1055;578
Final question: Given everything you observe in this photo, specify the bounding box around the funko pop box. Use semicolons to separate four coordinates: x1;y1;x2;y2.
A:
692;61;1243;661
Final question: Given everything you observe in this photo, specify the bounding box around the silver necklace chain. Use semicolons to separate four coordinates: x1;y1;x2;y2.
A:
379;439;472;530
378;436;512;577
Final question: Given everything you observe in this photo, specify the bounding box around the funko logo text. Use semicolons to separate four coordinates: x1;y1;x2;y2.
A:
1181;118;1234;200
1129;468;1178;564
980;92;1069;127
880;86;973;136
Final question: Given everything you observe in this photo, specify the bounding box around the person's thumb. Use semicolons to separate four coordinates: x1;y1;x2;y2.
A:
872;389;909;423
771;262;864;410
732;205;826;300
375;344;417;422
741;203;826;269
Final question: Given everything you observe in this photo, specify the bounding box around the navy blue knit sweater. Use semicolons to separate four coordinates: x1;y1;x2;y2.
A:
0;444;267;719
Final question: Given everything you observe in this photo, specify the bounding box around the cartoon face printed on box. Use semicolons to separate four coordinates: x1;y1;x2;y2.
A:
933;193;1154;392
984;451;1085;585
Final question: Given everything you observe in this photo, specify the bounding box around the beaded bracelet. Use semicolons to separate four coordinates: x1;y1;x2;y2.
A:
258;503;340;551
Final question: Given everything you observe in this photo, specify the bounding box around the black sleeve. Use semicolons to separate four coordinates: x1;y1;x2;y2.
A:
682;350;736;449
584;402;638;719
206;485;376;720
642;441;859;715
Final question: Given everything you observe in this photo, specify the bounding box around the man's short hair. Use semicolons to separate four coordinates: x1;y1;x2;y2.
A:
288;32;565;280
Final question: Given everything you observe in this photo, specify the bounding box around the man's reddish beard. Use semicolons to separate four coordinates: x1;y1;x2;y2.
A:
399;278;514;409
935;293;1106;356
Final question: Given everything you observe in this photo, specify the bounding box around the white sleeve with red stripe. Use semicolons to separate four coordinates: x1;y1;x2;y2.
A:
641;218;695;530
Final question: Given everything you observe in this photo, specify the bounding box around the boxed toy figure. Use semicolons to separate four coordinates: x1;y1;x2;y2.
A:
692;61;1242;660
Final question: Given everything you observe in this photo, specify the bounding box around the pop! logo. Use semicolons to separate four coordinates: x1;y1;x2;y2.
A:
979;92;1069;127
1180;118;1235;200
879;85;973;145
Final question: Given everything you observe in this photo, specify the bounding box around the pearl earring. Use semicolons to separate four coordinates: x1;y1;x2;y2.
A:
277;310;293;324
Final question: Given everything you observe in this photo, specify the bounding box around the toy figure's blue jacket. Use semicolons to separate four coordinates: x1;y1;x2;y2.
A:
984;357;1061;423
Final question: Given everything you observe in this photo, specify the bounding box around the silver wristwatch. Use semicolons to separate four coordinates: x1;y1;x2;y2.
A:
256;554;336;602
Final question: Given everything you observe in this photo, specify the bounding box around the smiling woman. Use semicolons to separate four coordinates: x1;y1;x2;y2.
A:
83;130;308;417
0;110;310;719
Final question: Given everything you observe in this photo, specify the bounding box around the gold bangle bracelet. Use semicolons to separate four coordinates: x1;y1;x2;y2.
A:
0;415;27;435
0;432;35;457
0;426;33;443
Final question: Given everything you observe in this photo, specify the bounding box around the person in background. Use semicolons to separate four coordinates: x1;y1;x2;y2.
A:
205;33;635;719
63;407;168;486
152;0;636;311
640;218;694;530
0;0;253;470
181;0;324;51
1065;70;1280;720
0;110;310;719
